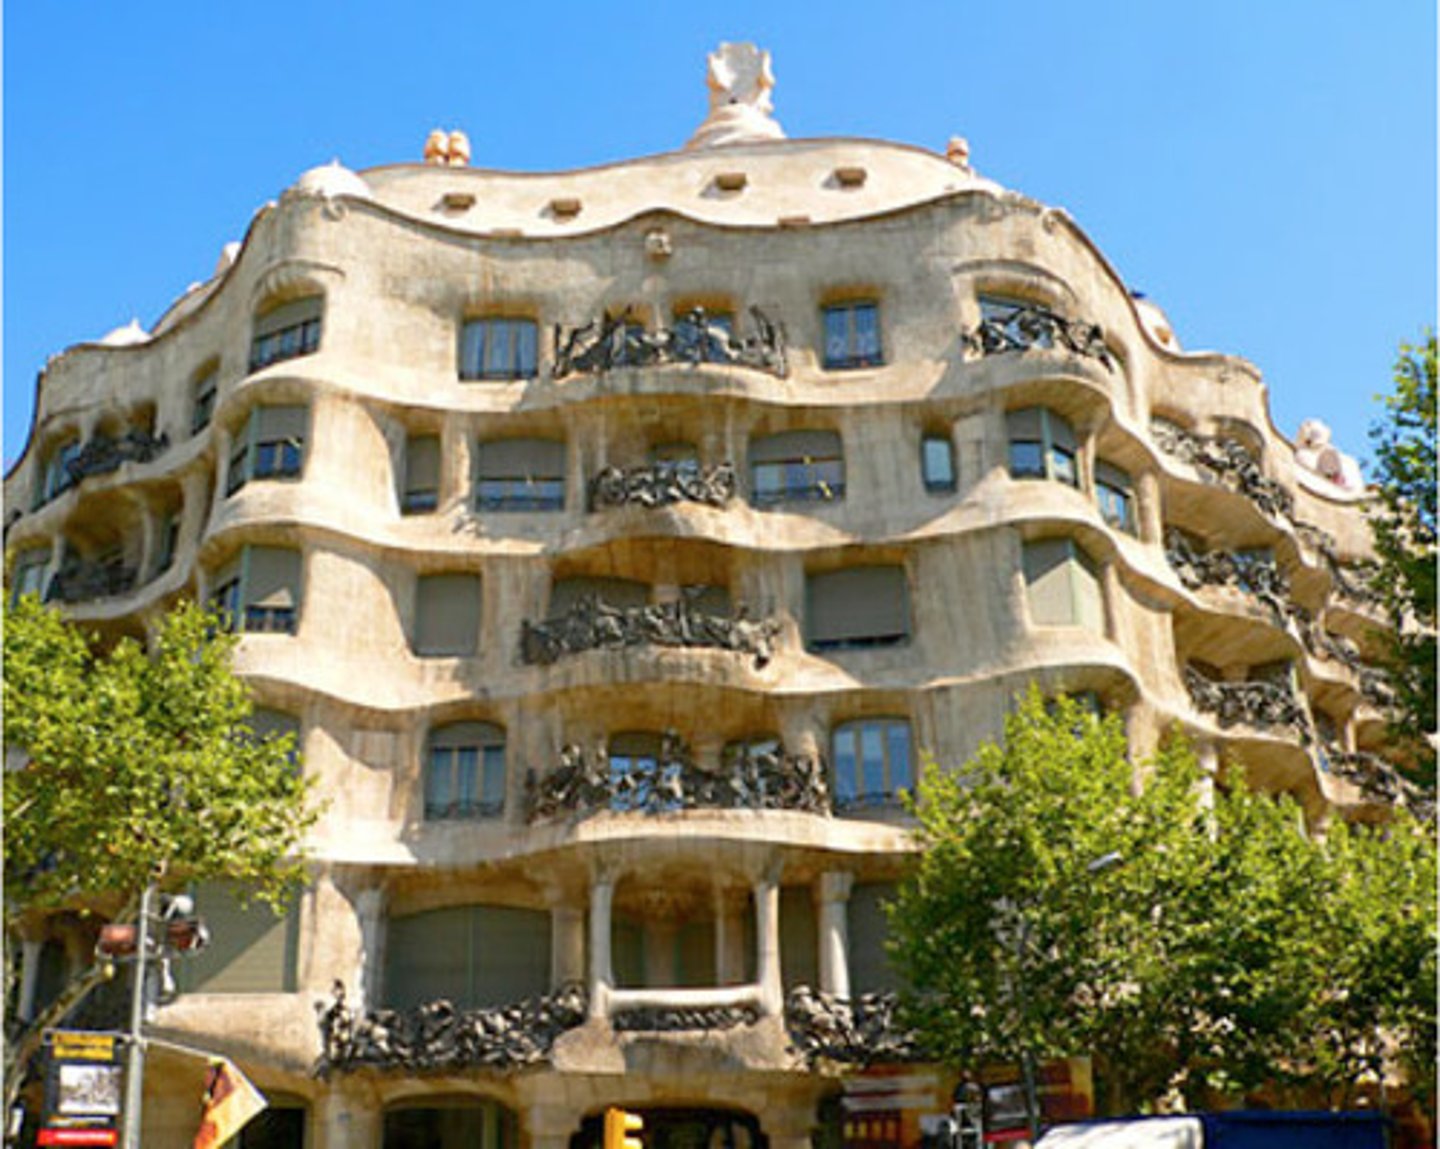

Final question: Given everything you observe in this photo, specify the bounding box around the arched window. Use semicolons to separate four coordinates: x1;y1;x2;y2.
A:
425;722;506;820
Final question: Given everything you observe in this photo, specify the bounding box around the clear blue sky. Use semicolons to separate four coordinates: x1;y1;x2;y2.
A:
5;1;1434;472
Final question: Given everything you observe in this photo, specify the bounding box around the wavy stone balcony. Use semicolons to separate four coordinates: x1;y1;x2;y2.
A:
553;307;788;380
519;592;780;670
588;461;738;511
959;300;1115;373
1183;664;1310;740
526;736;828;821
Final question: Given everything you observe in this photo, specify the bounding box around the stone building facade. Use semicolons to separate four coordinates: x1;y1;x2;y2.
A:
4;43;1406;1149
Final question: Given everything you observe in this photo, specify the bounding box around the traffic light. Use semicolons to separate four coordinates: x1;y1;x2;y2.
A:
603;1106;644;1149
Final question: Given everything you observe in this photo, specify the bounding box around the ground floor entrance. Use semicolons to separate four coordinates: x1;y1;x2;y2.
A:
570;1107;768;1149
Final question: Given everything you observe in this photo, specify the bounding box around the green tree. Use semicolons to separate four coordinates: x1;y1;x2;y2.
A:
1368;335;1437;780
2;596;318;1110
889;689;1438;1114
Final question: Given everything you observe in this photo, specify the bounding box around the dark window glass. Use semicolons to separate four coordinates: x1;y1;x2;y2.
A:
922;435;956;492
822;302;882;369
426;726;506;820
460;318;539;381
831;719;912;811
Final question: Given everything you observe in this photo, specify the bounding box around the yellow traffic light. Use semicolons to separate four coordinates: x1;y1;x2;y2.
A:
603;1106;644;1149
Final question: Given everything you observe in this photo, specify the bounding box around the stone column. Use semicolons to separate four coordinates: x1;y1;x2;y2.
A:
16;935;46;1023
752;864;783;1016
1137;469;1164;545
589;869;616;1019
1196;740;1220;815
313;1080;381;1149
815;871;854;999
353;886;386;1012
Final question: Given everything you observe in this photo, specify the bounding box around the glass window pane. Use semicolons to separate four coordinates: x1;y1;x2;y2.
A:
485;322;512;377
456;748;479;809
482;746;506;809
824;308;850;364
1051;446;1078;486
515;321;538;376
461;322;486;378
1009;441;1045;478
426;750;453;815
923;437;955;488
886;723;912;792
833;730;857;806
861;724;886;798
854;305;880;361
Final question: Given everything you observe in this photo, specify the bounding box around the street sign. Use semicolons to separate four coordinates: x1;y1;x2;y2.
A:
39;1031;123;1148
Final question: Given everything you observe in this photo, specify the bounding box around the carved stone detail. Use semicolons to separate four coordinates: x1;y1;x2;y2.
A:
1183;665;1310;739
526;735;829;821
589;461;737;510
961;302;1114;371
784;986;922;1066
553;307;787;379
520;588;780;670
314;980;586;1076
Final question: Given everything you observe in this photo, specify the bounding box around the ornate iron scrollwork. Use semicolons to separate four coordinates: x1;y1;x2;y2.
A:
526;734;829;821
553;306;788;379
1182;665;1311;739
784;986;923;1066
520;588;780;670
611;1004;760;1033
589;461;737;510
314;979;587;1076
45;555;138;603
66;429;170;483
961;301;1114;371
1150;421;1294;523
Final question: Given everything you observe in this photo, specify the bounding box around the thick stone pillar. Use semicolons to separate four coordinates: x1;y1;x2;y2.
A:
753;865;783;1016
1137;469;1164;545
589;870;616;1018
816;871;854;998
313;1080;381;1149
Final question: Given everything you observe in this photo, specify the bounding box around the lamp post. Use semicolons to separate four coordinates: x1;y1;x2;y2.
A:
119;881;155;1149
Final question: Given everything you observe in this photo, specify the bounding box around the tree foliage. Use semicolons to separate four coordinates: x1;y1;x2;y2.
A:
1368;335;1437;771
3;597;318;1099
889;690;1437;1114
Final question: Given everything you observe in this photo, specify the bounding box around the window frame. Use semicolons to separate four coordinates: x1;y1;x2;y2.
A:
1021;537;1105;632
250;297;323;373
1094;460;1136;534
921;433;957;493
473;438;567;513
424;723;507;821
401;434;442;515
1007;406;1079;488
459;317;540;382
830;717;913;812
226;406;307;496
10;550;50;603
821;300;883;370
191;368;219;435
209;546;303;636
748;430;846;507
35;439;82;508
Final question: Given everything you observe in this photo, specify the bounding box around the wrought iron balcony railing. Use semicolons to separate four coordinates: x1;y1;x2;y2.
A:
589;461;737;510
960;301;1115;371
553;307;788;379
1183;665;1310;739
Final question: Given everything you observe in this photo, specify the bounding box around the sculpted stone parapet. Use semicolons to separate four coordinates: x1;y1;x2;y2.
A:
526;734;829;821
784;986;923;1067
314;980;587;1076
960;301;1114;371
553;307;788;379
520;588;780;670
589;461;737;510
1183;665;1310;740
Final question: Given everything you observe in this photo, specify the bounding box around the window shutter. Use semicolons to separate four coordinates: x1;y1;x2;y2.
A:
468;906;551;1007
406;435;441;492
749;430;841;464
475;438;565;479
429;721;504;750
674;919;717;989
386;906;472;1009
780;886;819;990
415;573;481;656
1095;460;1131;492
848;883;899;993
254;297;322;338
249;708;300;741
245;546;301;609
1006;408;1043;440
807;566;908;647
1046;410;1077;452
1023;539;1077;626
180;882;298;993
255;405;308;441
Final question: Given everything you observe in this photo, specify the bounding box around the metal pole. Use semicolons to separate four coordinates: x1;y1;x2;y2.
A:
1014;918;1039;1142
120;881;155;1149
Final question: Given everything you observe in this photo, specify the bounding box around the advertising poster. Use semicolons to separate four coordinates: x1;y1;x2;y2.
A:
39;1030;123;1148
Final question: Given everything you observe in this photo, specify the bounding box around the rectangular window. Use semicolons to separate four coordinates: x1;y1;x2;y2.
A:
474;438;566;512
191;369;218;435
210;546;302;635
1094;461;1135;533
822;301;882;369
426;723;507;820
1007;407;1078;487
35;440;82;508
749;430;845;507
1022;538;1104;632
922;434;957;492
460;318;539;381
227;406;308;495
157;513;182;573
401;435;441;514
250;297;322;372
177;882;300;994
10;551;49;603
807;566;910;651
831;719;912;811
413;573;481;657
